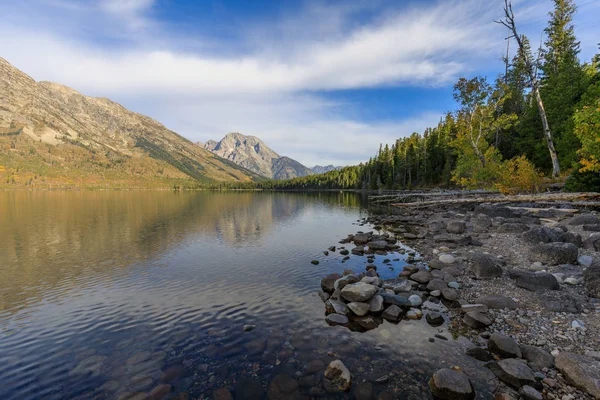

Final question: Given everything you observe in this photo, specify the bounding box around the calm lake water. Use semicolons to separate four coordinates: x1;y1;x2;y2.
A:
0;191;493;400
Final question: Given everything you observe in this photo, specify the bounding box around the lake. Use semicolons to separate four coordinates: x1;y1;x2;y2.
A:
0;191;492;399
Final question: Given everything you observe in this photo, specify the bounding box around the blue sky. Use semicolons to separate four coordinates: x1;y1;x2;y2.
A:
1;0;599;166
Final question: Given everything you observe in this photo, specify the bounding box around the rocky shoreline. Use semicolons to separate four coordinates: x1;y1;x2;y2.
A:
318;202;600;399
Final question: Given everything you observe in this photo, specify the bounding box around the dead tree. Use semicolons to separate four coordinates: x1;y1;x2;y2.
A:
496;0;561;178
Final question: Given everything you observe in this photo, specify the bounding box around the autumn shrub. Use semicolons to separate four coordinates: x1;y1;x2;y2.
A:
495;155;544;194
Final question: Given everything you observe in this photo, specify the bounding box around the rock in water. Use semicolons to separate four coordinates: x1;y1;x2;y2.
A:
380;293;411;307
429;368;475;400
347;302;370;316
487;359;537;389
321;273;341;292
267;374;299;400
326;314;349;327
324;360;352;392
555;352;600;398
488;333;522;359
530;242;578;265
340;282;378;302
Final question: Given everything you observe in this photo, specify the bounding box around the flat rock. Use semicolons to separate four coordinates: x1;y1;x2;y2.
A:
569;214;600;226
471;253;503;279
382;305;403;322
520;345;554;371
555;352;600;398
340;282;378;302
519;385;543;400
514;272;559;291
488;333;522;359
463;311;492;329
347;302;370;317
475;295;518;310
487;359;537;389
460;304;489;313
326;314;349;327
410;270;432;284
325;300;349;315
530;242;578;265
354;316;379;330
429;368;475;400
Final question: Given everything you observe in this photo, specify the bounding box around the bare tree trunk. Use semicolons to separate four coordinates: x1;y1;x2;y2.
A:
497;0;560;178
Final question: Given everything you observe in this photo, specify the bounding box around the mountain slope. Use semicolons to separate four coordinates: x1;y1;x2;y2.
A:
204;132;314;179
312;165;342;174
0;58;259;188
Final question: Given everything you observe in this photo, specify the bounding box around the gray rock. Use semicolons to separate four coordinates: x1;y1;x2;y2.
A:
380;293;411;308
384;278;412;293
471;253;503;279
267;374;299;400
347;302;370;317
408;294;423;307
460;304;489;313
584;261;600;298
439;254;456;264
578;255;593;267
325;300;350;315
488;333;522;359
514;272;559;291
472;214;493;232
475;204;515;218
410;270;432;284
463;311;492;329
447;220;467;234
340;282;378;302
334;275;359;291
321;273;341;293
354;316;379;330
584;233;600;251
562;231;583;247
538;291;584;313
426;312;444;326
441;288;458;301
498;223;530;234
522;227;564;245
369;295;384;312
466;347;492;361
353;233;371;245
475;294;518;310
428;368;475;400
447;281;460;289
530;242;578;265
520;345;554;371
382;305;403;322
427;279;448;292
326;314;349;327
487;359;537;389
519;385;543;400
350;247;363;255
555;352;600;398
569;214;600;226
368;240;388;251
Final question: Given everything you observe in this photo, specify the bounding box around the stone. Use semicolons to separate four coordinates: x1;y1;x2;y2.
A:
369;295;384;312
368;240;388;251
475;204;515;218
487;359;537;389
498;223;530;234
441;288;458;301
488;333;522;359
584;233;600;251
304;359;326;375
555;352;600;398
447;220;467;234
522;227;564;245
349;247;362;255
406;308;423;319
411;270;432;284
408;294;423;307
385;278;412;293
584;261;600;298
519;386;543;400
514;271;559;291
311;260;319;265
447;281;460;289
326;314;349;327
235;378;265;400
325;300;349;315
324;360;352;392
354;233;371;245
460;304;489;313
380;292;411;308
439;254;456;264
538;291;584;313
427;279;448;292
321;273;341;293
213;387;233;400
267;374;299;400
472;214;493;232
466;347;492;361
354;382;373;400
579;255;593;267
520;345;554;371
243;325;256;332
382;305;403;322
471;253;503;279
429;368;475;400
426;312;444;326
347;302;370;317
530;242;578;265
340;282;378;302
355;316;379;330
334;275;360;291
475;294;518;310
569;214;600;226
463;311;492;329
562;231;583;247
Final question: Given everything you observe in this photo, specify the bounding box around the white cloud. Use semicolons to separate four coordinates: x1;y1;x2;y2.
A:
0;0;598;166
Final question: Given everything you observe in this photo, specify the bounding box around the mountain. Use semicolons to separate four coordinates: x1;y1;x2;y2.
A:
0;58;259;189
203;132;314;179
312;165;343;174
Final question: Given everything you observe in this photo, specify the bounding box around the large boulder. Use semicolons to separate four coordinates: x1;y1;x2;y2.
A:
475;204;515;218
513;271;559;292
324;360;352;392
555;352;600;398
471;253;503;279
530;242;578;265
488;333;522;359
520;345;554;371
475;294;518;310
429;368;475;400
521;227;563;245
569;214;600;226
472;214;493;232
321;273;341;293
487;359;537;389
340;282;378;302
584;261;600;298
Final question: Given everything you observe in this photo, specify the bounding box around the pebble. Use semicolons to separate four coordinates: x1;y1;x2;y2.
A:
439;254;455;264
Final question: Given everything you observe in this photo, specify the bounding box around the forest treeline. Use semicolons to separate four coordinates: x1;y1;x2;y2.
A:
209;0;600;193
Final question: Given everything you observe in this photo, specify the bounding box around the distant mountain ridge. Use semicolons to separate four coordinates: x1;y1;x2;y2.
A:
311;165;343;174
203;133;315;179
0;58;259;188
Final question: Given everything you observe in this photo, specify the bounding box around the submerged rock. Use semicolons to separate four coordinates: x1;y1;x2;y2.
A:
429;368;475;400
324;360;352;392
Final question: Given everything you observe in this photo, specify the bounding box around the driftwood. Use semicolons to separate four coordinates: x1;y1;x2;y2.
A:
369;191;496;205
389;192;600;209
